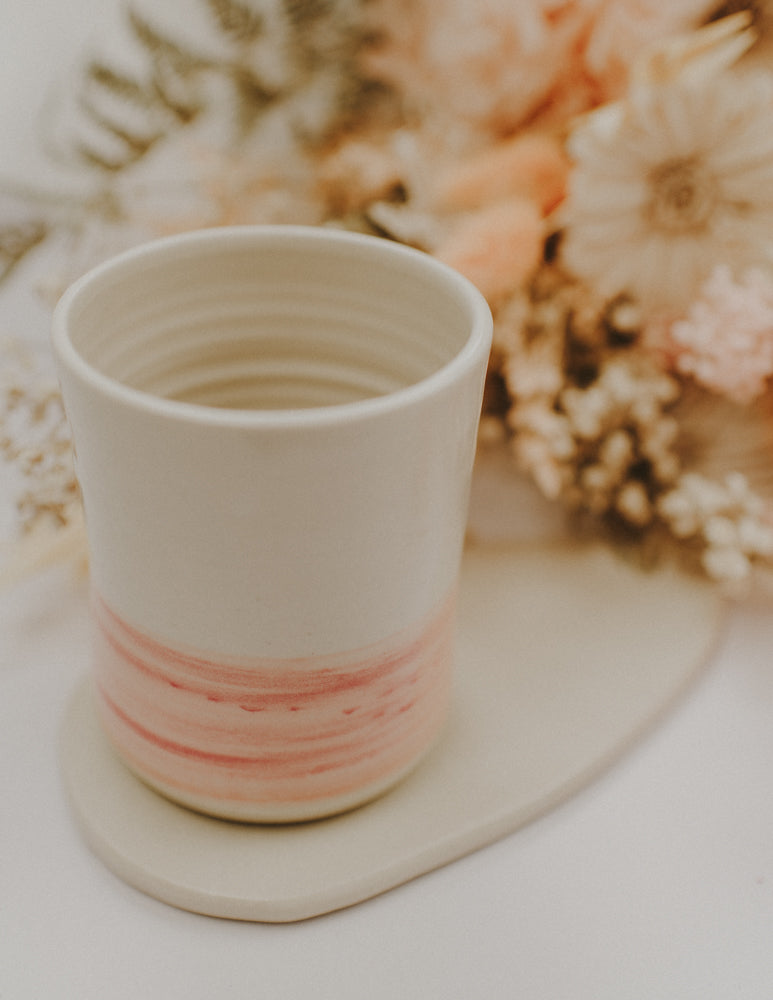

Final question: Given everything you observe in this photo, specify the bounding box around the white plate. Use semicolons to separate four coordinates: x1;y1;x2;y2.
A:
60;532;722;922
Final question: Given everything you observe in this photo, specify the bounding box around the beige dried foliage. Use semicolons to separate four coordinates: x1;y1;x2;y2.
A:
0;340;87;587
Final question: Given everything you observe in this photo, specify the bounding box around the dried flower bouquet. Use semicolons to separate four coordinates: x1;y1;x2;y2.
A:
3;0;773;592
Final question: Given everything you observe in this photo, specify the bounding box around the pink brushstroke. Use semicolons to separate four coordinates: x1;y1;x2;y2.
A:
92;593;454;816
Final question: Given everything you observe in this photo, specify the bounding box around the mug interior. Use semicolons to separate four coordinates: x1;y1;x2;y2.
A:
61;227;482;411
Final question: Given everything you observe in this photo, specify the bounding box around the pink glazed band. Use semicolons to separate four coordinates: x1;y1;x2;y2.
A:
93;590;454;822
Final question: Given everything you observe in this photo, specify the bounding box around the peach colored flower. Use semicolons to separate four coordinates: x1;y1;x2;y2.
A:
359;0;714;142
434;132;570;216
435;198;544;307
360;0;592;141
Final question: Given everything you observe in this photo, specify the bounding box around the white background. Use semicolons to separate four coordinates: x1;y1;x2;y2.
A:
2;2;773;997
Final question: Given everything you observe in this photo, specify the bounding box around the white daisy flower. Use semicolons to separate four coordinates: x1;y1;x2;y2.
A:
560;34;773;314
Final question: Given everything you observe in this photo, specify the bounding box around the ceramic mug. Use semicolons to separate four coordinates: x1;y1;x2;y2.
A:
53;225;492;822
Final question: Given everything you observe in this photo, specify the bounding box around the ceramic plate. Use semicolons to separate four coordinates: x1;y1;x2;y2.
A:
60;522;722;921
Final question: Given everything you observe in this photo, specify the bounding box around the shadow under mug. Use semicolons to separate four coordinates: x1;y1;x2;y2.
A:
53;225;492;822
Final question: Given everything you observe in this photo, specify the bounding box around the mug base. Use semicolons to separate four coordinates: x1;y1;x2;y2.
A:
111;722;447;825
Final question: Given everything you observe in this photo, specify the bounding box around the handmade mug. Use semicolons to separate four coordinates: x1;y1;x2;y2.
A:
53;225;492;822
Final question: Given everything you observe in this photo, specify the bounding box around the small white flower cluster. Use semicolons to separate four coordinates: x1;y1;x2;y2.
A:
560;356;681;526
491;262;773;585
658;471;773;586
495;289;576;500
494;266;683;530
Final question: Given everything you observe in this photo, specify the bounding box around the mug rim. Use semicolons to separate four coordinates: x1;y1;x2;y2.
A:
52;224;493;429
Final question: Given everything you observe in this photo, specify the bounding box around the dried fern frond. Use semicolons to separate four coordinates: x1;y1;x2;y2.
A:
0;221;47;283
46;0;370;178
0;190;48;282
207;0;266;41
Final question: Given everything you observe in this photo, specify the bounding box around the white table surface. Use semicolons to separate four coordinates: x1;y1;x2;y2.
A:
2;4;773;997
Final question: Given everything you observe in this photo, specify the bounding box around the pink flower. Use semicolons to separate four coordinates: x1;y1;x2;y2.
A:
359;0;592;140
669;265;773;404
359;0;715;142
